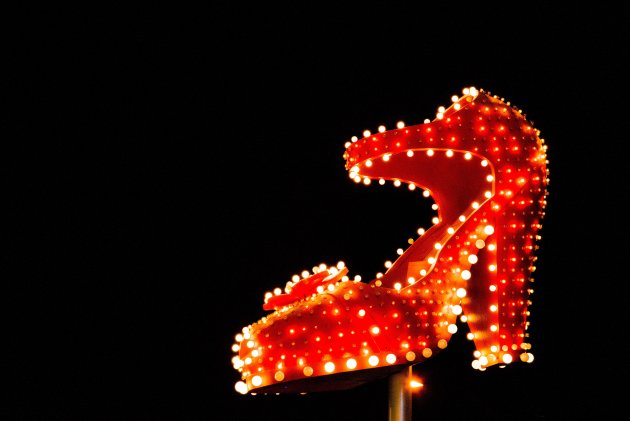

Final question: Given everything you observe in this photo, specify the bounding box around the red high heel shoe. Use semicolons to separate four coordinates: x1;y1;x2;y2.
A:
231;87;549;395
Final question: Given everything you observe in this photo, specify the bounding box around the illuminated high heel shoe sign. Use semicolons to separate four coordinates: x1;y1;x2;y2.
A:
231;87;549;395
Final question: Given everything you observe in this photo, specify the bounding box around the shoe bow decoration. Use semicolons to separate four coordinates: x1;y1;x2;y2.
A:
262;263;350;311
231;87;549;395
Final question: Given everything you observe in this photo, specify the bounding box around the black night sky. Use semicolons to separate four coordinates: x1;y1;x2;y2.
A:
7;3;629;420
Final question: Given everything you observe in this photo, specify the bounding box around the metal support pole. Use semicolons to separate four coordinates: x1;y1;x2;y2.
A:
388;366;412;421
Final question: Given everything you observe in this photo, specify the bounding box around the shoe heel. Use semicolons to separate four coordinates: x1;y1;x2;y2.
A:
462;188;545;368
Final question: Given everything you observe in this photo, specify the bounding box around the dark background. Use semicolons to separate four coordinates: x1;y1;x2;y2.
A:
7;2;629;420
